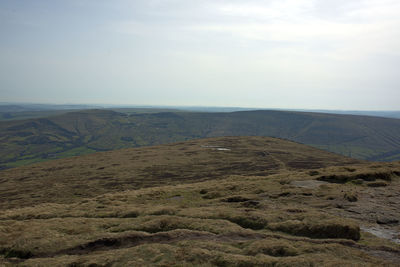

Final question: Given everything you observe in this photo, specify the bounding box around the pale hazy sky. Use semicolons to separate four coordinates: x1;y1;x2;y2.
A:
1;0;399;110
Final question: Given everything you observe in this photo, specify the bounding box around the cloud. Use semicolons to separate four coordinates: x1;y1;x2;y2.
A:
188;21;369;42
216;0;315;19
2;0;399;109
111;0;400;52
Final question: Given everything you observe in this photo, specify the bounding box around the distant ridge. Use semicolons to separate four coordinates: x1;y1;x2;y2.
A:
1;109;400;168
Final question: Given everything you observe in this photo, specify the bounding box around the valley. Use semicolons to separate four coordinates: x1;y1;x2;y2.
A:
1;109;400;170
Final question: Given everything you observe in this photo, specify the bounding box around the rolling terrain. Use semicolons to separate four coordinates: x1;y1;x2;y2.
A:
1;109;400;169
0;136;359;210
0;137;399;266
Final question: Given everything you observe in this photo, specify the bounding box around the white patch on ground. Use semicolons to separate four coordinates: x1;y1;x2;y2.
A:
201;145;231;151
361;226;400;244
290;180;329;189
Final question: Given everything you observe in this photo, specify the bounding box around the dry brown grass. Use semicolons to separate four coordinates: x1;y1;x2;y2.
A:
0;137;399;266
0;136;359;210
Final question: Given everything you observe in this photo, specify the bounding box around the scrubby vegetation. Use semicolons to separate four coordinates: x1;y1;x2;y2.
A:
0;137;399;266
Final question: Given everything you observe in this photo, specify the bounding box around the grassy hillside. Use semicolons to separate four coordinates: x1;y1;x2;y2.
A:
0;136;359;210
0;137;399;266
1;109;400;169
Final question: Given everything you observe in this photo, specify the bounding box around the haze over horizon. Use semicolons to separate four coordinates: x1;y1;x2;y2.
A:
1;0;399;110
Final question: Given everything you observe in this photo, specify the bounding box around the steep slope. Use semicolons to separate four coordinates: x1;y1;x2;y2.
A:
1;109;400;169
0;137;399;266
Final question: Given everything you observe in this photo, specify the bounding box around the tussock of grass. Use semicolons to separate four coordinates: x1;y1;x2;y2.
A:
344;192;358;202
245;240;298;257
129;215;247;235
268;219;360;241
222;214;267;230
317;170;398;184
148;207;177;216
367;181;388;187
177;207;270;231
202;191;223;199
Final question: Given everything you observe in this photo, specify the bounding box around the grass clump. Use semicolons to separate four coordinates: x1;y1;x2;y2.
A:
149;207;177;216
202;191;222;199
133;215;244;234
367;181;388;187
268;219;360;241
245;240;298;257
221;214;267;230
119;210;140;218
211;253;276;267
318;171;396;184
344;192;358;202
308;170;320;176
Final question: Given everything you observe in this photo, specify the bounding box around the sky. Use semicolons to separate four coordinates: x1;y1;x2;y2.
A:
0;0;399;110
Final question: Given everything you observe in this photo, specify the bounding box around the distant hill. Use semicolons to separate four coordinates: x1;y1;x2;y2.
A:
303;110;400;119
0;106;185;121
0;103;100;112
1;109;400;168
2;102;400;119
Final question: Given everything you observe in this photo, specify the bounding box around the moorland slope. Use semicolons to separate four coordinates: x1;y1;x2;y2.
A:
0;136;359;210
0;137;399;266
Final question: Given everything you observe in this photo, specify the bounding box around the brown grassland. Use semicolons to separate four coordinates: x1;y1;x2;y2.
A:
0;136;399;266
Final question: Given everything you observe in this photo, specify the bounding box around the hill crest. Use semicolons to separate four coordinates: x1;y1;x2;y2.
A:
0;136;359;210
